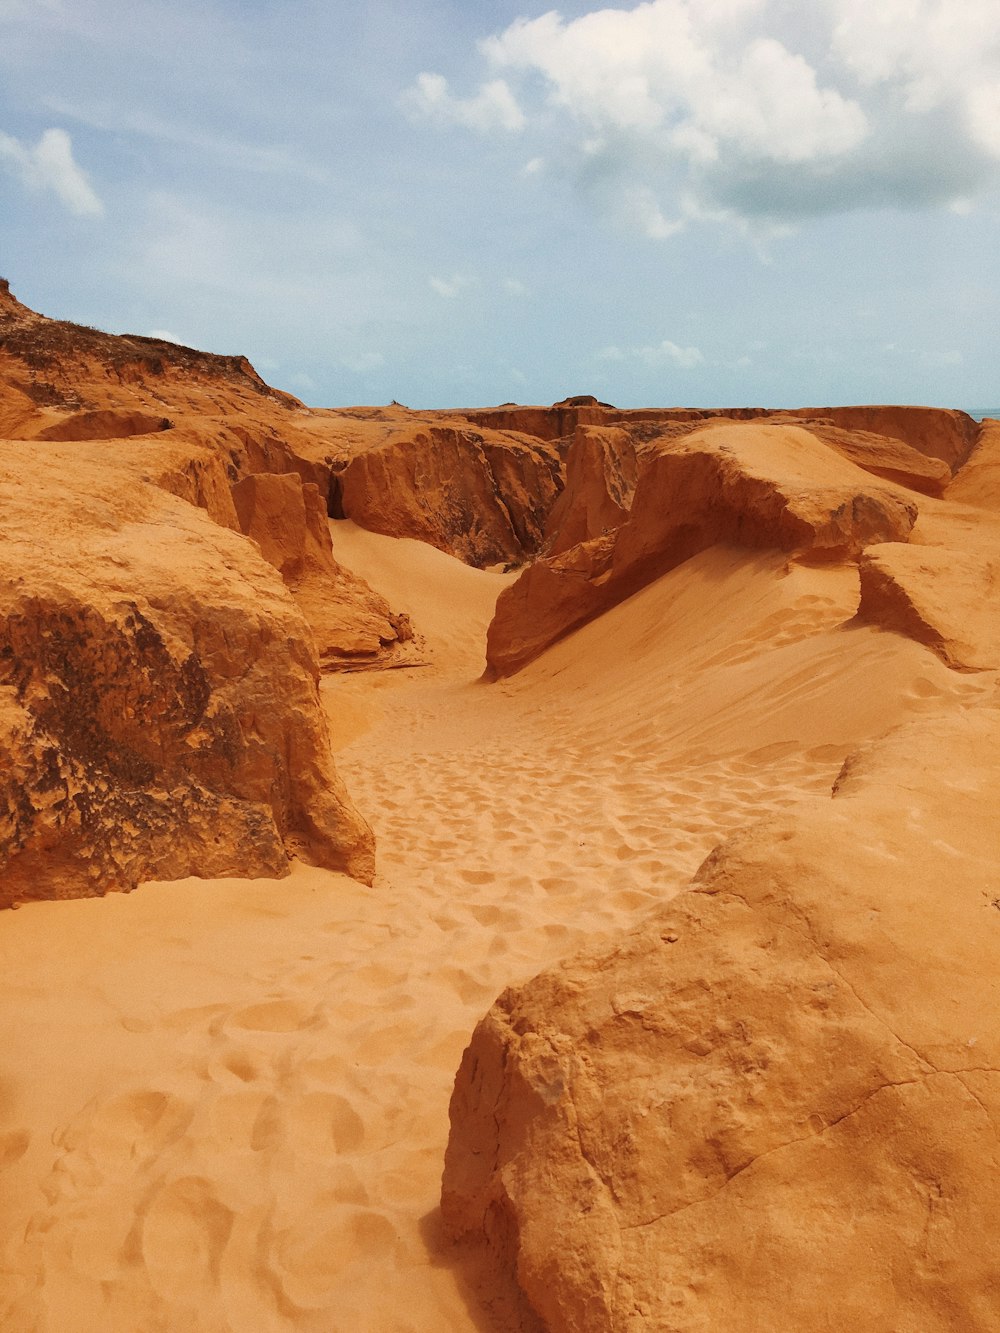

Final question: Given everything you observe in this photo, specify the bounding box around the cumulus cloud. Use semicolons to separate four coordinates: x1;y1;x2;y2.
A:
0;126;103;215
412;0;1000;236
404;72;525;132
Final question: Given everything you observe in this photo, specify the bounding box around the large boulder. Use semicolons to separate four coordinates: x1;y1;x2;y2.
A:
487;424;918;677
442;708;1000;1331
0;448;375;906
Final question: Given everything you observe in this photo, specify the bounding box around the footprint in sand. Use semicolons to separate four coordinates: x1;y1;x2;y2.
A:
68;1195;138;1281
286;1091;366;1156
228;999;319;1033
0;1128;30;1170
141;1175;233;1304
269;1209;402;1311
55;1090;192;1179
207;1090;279;1154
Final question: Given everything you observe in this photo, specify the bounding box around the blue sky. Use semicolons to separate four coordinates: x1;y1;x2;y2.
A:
2;0;999;410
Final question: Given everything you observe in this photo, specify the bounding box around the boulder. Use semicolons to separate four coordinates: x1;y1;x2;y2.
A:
0;449;375;906
442;709;1000;1331
487;424;918;677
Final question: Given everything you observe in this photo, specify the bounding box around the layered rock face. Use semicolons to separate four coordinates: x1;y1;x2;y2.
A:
333;424;564;567
487;423;918;677
231;471;412;668
0;451;375;906
442;710;1000;1332
0;283;388;901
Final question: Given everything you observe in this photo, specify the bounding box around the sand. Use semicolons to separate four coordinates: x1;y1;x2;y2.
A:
0;523;989;1332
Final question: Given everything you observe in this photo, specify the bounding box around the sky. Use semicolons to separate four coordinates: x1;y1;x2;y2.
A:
1;0;999;410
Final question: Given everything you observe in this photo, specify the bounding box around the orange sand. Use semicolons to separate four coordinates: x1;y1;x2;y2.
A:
0;523;988;1332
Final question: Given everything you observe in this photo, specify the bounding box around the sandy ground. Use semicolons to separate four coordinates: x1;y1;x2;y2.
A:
0;524;989;1332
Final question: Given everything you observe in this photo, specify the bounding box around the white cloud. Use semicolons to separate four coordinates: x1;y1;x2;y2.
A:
0;126;103;215
616;185;684;239
638;339;705;369
148;328;183;343
414;0;1000;236
600;339;705;369
404;72;525;132
429;272;474;298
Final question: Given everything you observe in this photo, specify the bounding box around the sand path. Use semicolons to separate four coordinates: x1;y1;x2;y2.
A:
0;527;988;1332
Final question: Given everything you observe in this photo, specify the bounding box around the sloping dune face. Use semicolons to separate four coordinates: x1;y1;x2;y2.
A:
2;281;1000;1331
442;425;1000;1327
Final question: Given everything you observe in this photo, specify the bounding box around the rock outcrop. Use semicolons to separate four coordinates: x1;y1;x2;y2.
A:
487;423;918;677
334;424;563;567
0;450;375;906
231;471;412;669
442;709;1000;1332
543;427;639;557
857;540;1000;670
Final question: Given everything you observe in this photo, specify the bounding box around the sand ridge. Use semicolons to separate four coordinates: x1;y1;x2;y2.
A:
2;521;991;1332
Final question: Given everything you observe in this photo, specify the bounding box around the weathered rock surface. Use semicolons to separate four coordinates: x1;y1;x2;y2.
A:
857;539;1000;670
487;423;917;677
442;709;1000;1332
0;450;375;906
543;427;638;557
461;401;980;476
231;471;411;668
786;404;980;472
800;423;952;494
946;418;1000;510
335;424;564;567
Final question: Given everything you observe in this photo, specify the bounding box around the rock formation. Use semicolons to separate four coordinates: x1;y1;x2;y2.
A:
487;422;918;677
442;709;1000;1332
332;424;564;567
0;448;375;906
231;471;413;669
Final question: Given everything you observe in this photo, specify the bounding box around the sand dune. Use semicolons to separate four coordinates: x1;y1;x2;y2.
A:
2;521;988;1332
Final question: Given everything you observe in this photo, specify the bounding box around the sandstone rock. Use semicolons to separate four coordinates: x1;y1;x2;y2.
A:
800;423;952;495
0;450;375;906
337;424;563;567
786;404;980;472
31;408;172;441
543;427;638;557
487;424;918;677
442;709;1000;1332
856;540;1000;670
231;471;410;668
946;418;1000;510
